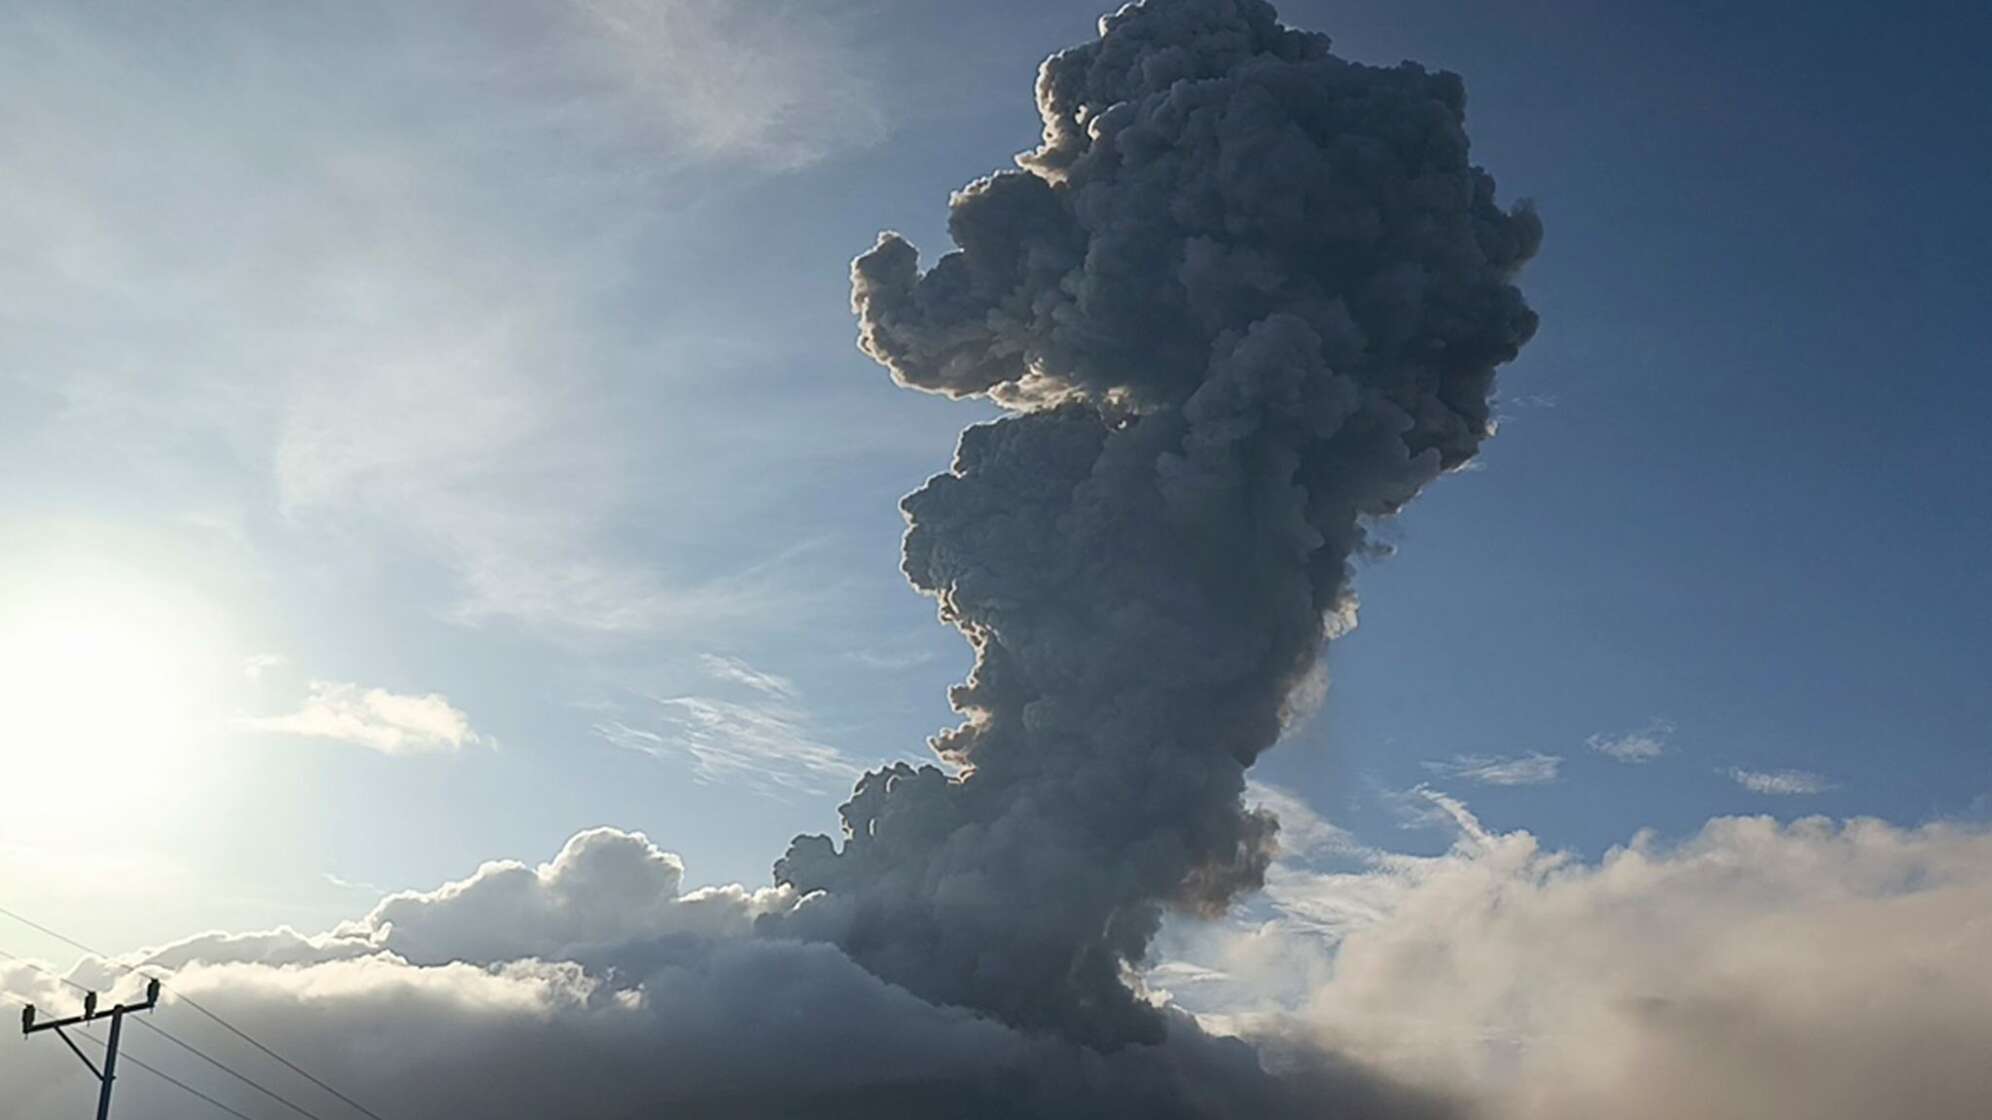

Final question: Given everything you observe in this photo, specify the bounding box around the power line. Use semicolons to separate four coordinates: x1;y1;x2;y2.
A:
0;904;390;1120
162;984;391;1120
122;1053;265;1120
65;1023;267;1120
131;1016;336;1120
0;943;94;994
16;959;161;1120
8;942;328;1120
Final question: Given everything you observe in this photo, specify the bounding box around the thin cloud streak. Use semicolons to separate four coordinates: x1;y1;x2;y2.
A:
697;653;798;700
595;655;864;797
1421;752;1562;786
1729;766;1835;795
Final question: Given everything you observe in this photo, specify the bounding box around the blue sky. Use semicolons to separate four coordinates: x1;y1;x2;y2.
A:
3;0;1987;974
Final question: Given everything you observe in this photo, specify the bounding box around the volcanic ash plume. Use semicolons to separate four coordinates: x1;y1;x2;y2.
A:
776;0;1539;1047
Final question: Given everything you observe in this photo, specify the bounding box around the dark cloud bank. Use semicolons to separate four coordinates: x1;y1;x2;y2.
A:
11;1;1542;1116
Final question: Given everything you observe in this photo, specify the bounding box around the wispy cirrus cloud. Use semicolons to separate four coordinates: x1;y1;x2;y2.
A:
844;646;939;672
241;681;485;756
696;653;797;700
1728;766;1835;795
1387;785;1498;846
322;871;384;895
0;1;882;647
1421;752;1562;786
1589;719;1672;763
595;654;863;797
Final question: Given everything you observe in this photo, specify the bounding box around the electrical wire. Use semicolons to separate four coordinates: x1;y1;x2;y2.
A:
64;1022;268;1120
0;943;93;993
3;969;258;1120
133;1016;337;1120
0;903;389;1120
8;932;334;1116
5;942;333;1120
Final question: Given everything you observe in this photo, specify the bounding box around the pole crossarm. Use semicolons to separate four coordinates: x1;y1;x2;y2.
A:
22;978;161;1035
23;992;160;1034
19;977;162;1120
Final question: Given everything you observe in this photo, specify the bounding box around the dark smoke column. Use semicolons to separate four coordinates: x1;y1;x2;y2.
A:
777;0;1539;1048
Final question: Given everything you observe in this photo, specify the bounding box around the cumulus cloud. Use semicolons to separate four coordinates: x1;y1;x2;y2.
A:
1728;766;1835;795
1156;802;1992;1120
1588;719;1671;763
149;828;791;973
1421;752;1562;786
239;680;484;755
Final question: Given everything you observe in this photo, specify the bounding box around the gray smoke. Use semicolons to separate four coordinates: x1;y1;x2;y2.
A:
776;0;1539;1049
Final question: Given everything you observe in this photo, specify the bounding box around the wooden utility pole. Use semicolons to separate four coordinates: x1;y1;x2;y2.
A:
21;977;160;1120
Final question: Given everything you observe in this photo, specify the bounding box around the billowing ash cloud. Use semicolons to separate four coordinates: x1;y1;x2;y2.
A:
776;0;1538;1047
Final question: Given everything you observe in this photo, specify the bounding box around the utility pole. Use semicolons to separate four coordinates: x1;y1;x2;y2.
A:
21;977;161;1120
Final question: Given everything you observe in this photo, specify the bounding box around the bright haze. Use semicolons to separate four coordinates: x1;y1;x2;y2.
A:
4;2;1991;1119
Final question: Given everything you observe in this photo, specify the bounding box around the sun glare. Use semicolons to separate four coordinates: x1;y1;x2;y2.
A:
0;575;230;825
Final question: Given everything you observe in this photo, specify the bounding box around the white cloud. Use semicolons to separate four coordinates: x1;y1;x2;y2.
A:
599;698;860;798
595;655;864;797
1728;766;1835;795
1384;785;1498;846
1156;797;1992;1120
1589;719;1671;763
362;827;794;964
150;828;791;973
239;680;485;755
322;872;382;895
697;653;797;700
241;652;287;681
1421;752;1562;786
